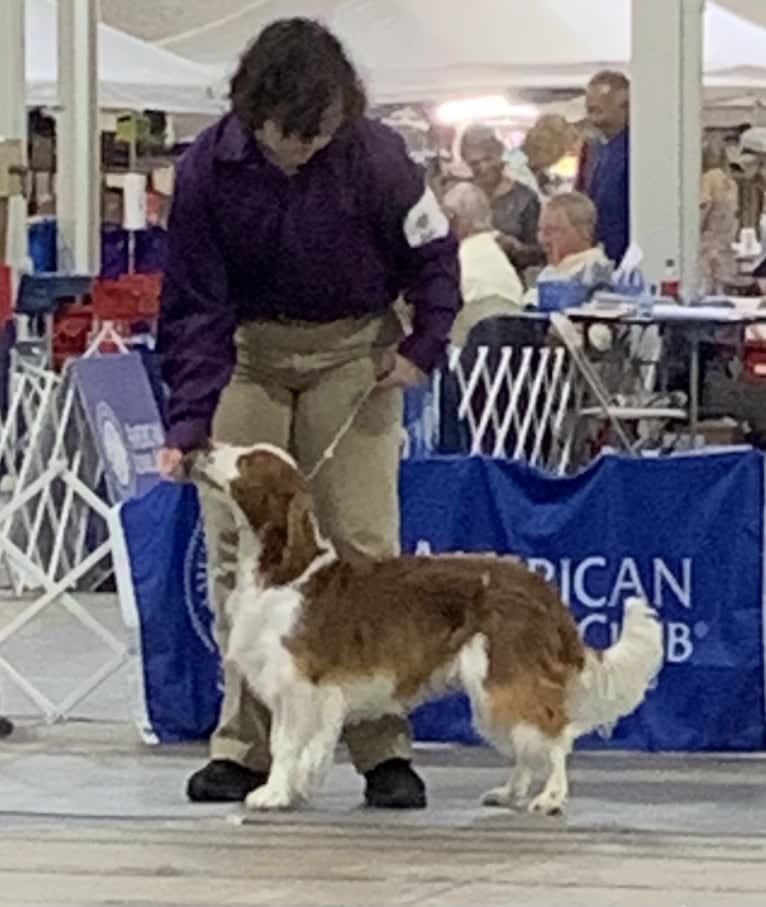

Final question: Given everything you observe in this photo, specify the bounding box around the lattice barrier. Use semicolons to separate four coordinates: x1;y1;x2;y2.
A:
0;354;127;721
433;343;585;474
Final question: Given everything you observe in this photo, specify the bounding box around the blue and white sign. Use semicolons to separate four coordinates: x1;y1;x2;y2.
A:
112;481;222;743
402;452;766;752
113;449;766;752
73;353;164;504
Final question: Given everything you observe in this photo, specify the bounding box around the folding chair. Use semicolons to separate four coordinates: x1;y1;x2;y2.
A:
551;312;688;460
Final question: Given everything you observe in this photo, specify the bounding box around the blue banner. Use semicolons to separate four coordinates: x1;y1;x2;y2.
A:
115;482;221;743
115;450;766;751
403;452;766;752
73;353;164;504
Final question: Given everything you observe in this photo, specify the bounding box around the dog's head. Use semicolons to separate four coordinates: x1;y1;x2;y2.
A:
187;443;323;585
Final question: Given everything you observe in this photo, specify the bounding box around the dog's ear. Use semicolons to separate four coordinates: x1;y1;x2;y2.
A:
272;490;319;584
230;480;269;531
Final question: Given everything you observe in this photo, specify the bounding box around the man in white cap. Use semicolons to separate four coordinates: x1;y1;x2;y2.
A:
734;127;766;230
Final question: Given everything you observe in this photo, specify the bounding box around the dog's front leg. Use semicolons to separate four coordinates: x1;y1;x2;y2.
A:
245;693;308;811
244;684;343;811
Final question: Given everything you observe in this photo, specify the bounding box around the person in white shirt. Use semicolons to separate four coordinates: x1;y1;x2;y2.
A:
526;191;610;306
528;192;613;354
442;182;524;346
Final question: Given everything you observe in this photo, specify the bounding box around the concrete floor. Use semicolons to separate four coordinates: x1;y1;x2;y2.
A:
2;594;766;905
2;721;766;906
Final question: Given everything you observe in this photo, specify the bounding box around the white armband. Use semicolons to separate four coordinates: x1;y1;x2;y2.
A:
403;187;450;249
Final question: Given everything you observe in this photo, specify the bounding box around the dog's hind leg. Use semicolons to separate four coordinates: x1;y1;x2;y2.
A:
472;669;572;813
245;683;342;811
527;729;573;816
459;635;532;809
482;761;533;808
480;721;538;809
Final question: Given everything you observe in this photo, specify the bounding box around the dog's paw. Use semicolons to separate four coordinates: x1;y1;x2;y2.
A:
481;785;512;808
528;790;566;816
244;784;296;812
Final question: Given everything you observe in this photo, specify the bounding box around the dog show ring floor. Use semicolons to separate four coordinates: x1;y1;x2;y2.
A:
1;595;765;905
2;721;766;907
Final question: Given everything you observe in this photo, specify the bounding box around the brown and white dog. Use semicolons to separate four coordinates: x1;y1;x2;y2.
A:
190;443;663;815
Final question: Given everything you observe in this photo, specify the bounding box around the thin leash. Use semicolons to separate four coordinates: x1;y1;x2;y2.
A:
304;381;378;483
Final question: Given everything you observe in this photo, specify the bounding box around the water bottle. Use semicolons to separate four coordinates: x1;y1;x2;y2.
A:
660;259;680;300
636;284;655;319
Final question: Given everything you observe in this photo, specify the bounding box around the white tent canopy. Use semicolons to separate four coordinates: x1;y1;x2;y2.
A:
158;0;766;102
26;0;223;114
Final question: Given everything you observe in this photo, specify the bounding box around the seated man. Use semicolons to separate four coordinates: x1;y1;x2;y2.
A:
527;191;611;306
442;182;524;346
529;191;613;356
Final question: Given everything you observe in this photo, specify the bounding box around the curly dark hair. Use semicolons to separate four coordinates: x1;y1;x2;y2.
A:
230;18;367;140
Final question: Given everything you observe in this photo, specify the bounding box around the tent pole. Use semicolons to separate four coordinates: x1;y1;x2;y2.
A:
0;0;28;275
631;0;703;296
57;0;100;275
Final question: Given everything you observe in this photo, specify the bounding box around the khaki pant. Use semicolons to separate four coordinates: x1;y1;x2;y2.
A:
202;311;412;774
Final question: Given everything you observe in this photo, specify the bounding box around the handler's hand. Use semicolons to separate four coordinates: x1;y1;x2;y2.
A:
376;352;427;390
157;446;186;481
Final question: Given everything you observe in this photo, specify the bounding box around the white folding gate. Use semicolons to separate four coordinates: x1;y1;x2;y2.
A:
0;351;127;721
420;344;584;474
448;344;582;471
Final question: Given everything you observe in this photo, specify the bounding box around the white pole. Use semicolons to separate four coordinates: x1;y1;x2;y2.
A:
57;0;100;275
631;0;703;297
678;0;704;300
0;0;28;273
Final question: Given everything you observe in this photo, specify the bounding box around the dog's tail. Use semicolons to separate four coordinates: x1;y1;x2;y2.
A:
566;597;664;735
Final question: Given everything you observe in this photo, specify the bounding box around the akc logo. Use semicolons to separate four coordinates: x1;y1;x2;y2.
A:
182;517;218;656
96;401;136;499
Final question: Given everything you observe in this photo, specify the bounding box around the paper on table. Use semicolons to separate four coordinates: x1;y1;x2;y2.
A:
570;302;635;320
650;304;744;321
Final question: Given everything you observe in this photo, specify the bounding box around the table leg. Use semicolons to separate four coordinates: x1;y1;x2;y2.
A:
689;336;700;449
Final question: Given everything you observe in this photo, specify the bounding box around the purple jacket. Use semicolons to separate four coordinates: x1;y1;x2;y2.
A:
158;113;461;452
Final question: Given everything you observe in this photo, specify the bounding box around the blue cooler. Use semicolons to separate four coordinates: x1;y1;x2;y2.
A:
28;218;58;273
537;280;589;312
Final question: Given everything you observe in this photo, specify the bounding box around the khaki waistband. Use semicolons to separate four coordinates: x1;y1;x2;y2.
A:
236;310;404;357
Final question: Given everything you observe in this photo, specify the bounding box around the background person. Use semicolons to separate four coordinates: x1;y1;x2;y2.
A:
460;124;544;275
700;136;739;294
508;114;575;199
584;70;630;266
527;191;610;306
442;182;523;345
733;127;766;231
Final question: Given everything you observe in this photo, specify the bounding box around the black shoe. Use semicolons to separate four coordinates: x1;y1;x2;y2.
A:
364;758;427;809
186;759;269;803
0;717;13;738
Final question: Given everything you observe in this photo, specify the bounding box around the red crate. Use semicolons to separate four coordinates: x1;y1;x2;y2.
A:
52;302;94;371
114;274;163;317
91;273;162;321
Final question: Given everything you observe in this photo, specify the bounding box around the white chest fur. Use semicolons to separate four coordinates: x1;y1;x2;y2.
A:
226;581;304;709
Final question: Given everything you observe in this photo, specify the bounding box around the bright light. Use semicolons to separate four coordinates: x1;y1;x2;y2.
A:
435;95;540;125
